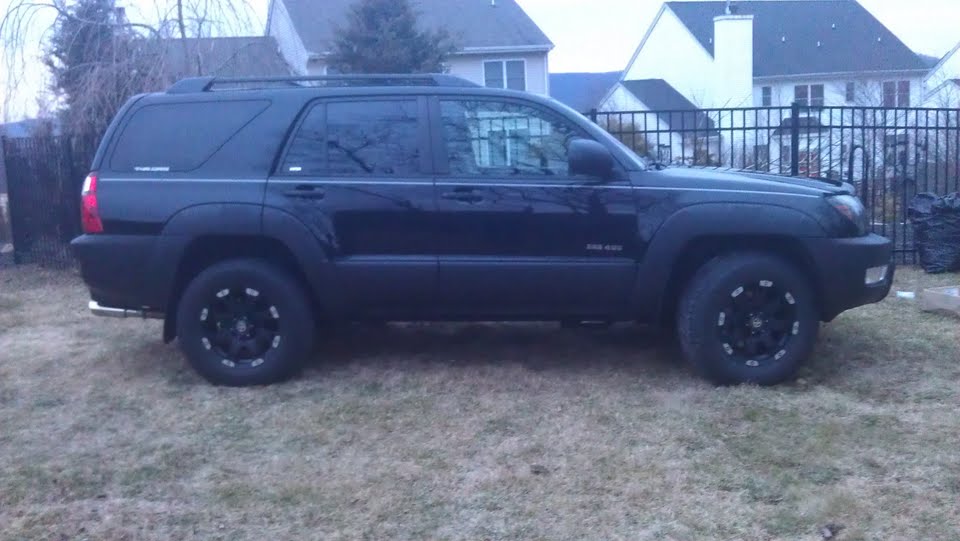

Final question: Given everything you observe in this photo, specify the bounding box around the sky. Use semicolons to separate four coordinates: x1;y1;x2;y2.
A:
2;0;959;120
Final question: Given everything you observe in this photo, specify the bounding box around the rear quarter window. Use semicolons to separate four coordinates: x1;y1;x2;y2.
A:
109;100;271;172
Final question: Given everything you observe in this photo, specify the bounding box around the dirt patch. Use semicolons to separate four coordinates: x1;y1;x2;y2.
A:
0;265;958;540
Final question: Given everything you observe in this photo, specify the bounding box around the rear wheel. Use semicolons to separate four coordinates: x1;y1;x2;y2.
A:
676;254;819;385
176;259;315;386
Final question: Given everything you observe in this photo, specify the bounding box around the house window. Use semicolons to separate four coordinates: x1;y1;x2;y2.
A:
845;82;856;103
753;144;769;170
794;84;824;106
483;60;526;91
761;86;772;106
883;81;911;107
884;133;909;169
657;144;672;164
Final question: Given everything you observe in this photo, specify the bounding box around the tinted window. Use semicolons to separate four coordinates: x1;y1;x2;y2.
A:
282;100;420;176
440;100;586;177
111;100;270;172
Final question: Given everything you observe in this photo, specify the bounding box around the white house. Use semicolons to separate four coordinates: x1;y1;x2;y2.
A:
925;41;960;108
600;0;931;173
265;0;554;95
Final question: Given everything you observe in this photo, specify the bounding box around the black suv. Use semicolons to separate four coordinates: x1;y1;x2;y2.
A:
72;75;894;386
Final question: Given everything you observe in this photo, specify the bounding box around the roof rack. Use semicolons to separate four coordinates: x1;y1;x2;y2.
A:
167;74;479;94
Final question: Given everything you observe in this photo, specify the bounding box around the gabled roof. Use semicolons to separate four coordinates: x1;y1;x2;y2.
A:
665;1;929;77
621;79;718;133
280;0;553;56
549;72;622;113
141;37;291;79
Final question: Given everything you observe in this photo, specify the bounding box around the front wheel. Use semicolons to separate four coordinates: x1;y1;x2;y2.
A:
176;259;315;386
676;254;819;386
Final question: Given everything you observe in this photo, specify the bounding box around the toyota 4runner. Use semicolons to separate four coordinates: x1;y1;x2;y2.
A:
71;75;894;386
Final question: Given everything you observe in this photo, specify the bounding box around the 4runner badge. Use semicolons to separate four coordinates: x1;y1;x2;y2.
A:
586;244;624;252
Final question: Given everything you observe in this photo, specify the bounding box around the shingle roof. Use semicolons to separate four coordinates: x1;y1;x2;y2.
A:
918;54;942;69
142;37;291;79
280;0;553;55
620;79;718;133
665;1;929;77
549;72;622;113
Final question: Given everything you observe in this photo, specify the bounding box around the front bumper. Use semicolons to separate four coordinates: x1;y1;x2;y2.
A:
804;234;895;321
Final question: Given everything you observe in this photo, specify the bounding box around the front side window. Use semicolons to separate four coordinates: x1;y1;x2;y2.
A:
484;60;526;91
761;86;772;106
846;82;856;103
282;99;421;176
439;99;586;177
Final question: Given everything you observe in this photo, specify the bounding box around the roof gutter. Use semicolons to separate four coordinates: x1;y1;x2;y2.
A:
307;44;553;61
456;45;554;55
754;69;930;81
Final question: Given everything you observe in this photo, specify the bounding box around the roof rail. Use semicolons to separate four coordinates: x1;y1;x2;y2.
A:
167;74;478;94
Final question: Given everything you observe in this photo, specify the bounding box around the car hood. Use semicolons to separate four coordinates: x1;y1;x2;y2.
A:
646;167;854;197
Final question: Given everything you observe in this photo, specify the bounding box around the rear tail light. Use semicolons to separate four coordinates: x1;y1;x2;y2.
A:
81;172;103;233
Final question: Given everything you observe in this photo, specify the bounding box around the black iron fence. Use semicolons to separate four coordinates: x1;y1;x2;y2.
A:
589;103;960;262
0;104;958;267
1;135;98;268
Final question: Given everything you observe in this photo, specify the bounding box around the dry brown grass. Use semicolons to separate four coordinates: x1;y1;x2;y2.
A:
1;266;959;540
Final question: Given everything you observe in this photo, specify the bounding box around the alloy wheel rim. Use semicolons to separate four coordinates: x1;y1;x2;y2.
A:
716;280;799;367
199;287;281;368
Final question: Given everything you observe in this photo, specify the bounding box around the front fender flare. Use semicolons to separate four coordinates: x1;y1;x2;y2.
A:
633;202;827;323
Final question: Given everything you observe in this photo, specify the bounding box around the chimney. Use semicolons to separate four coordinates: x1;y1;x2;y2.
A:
712;12;754;108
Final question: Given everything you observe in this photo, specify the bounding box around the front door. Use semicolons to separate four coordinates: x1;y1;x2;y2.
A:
431;97;640;318
265;97;438;317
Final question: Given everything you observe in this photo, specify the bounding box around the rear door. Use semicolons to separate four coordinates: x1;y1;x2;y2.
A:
265;96;438;317
430;96;640;318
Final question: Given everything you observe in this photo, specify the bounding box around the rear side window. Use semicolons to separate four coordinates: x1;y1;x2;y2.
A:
110;100;270;172
281;99;421;176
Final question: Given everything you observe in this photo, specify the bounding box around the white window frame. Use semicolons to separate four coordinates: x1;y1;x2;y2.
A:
483;59;527;91
794;84;825;107
761;86;772;107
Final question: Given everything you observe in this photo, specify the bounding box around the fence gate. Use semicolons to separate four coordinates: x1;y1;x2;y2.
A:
2;135;98;268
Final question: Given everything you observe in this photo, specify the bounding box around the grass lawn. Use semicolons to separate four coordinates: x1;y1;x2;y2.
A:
1;266;958;540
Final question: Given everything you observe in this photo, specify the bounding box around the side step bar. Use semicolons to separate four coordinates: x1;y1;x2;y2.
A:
89;301;163;320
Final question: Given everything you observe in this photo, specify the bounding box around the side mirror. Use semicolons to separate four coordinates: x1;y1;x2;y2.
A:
569;138;614;180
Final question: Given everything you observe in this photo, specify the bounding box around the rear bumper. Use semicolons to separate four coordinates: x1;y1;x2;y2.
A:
88;301;163;319
804;234;895;321
71;234;157;310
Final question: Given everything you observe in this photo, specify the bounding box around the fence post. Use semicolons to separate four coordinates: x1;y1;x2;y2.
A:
790;101;801;177
588;108;598;124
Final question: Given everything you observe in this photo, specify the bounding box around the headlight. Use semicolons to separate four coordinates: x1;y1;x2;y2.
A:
826;194;868;236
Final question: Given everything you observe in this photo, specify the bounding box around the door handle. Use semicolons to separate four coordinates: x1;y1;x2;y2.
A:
284;184;326;200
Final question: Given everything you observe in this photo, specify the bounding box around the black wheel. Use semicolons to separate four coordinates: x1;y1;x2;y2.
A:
676;253;819;386
176;259;315;386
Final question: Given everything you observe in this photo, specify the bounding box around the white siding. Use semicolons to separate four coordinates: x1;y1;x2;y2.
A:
753;77;926;108
280;50;550;96
925;44;960;107
622;7;715;108
446;53;549;95
267;0;309;75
